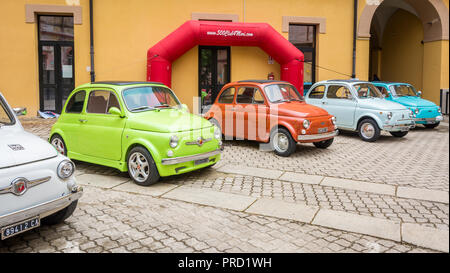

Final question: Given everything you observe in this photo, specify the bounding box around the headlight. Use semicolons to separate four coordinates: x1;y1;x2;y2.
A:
415;108;419;114
331;116;336;125
214;126;221;140
57;160;75;179
409;110;414;118
438;107;441;113
387;112;393;119
303;119;310;129
169;135;179;148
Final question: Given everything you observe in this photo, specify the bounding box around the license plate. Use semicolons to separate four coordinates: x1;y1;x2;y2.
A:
426;121;436;124
318;127;328;134
194;158;209;166
1;216;40;240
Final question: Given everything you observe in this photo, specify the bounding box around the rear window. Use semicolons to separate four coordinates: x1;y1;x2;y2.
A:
218;87;235;104
65;91;86;113
308;85;325;99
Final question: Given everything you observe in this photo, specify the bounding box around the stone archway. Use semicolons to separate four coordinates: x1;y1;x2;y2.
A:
359;0;449;104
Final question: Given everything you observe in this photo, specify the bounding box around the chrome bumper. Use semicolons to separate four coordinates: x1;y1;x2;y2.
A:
297;130;338;141
161;149;221;166
415;116;443;122
0;187;83;228
384;123;415;131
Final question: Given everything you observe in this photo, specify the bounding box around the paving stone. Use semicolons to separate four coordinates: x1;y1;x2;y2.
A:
245;198;318;223
397;187;449;204
402;223;449;252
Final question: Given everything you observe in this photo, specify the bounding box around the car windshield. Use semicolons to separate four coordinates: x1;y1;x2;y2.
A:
353;83;383;99
123;86;181;112
0;97;14;126
390;85;417;97
264;84;304;103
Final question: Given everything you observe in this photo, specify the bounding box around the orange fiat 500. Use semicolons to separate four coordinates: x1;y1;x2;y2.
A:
204;80;338;157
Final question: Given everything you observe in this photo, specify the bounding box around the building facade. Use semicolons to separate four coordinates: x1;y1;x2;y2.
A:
0;0;448;115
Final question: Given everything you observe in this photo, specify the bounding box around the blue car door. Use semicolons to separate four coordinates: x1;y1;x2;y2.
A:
323;84;357;128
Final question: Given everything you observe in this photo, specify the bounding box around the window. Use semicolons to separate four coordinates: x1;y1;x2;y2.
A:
289;24;316;88
377;86;389;97
327;86;353;100
264;84;303;103
0;98;14;125
65;91;86;113
308;85;326;99
218;87;235;104
237;87;256;104
39;16;74;42
123;86;181;111
87;90;120;114
354;83;382;99
253;89;265;104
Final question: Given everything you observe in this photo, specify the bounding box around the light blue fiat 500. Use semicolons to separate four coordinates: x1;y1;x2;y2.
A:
306;80;415;142
372;82;443;129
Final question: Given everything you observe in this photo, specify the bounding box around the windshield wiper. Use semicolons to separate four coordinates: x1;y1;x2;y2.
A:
130;106;159;112
272;99;289;103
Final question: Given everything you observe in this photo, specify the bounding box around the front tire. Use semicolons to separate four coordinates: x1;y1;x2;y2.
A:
42;201;78;225
270;128;296;157
50;134;67;156
424;122;440;129
357;119;381;142
313;138;334;149
390;131;408;138
127;146;160;186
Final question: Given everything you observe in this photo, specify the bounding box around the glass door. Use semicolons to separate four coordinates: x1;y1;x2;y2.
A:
38;16;74;113
289;24;316;92
199;46;230;113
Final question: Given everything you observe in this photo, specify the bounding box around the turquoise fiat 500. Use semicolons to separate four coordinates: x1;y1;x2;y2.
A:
372;82;443;129
306;80;415;142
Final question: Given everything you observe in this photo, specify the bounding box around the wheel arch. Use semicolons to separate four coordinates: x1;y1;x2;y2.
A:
123;138;162;172
356;114;383;130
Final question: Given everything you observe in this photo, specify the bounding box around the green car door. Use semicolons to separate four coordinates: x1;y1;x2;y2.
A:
77;89;126;161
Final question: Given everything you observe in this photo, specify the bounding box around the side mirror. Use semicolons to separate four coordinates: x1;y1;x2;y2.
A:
108;107;124;117
180;104;189;112
13;107;27;116
417;91;422;97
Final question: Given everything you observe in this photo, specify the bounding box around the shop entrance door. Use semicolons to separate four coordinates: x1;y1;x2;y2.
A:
38;16;75;113
198;46;230;113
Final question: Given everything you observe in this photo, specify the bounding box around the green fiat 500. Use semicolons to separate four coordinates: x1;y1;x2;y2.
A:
50;81;222;186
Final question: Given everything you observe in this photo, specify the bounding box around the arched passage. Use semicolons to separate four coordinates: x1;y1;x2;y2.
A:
359;0;449;104
147;20;304;94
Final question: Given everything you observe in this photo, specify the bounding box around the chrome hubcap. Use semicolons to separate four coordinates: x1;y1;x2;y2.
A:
274;133;289;152
361;123;375;139
51;138;65;155
128;152;150;183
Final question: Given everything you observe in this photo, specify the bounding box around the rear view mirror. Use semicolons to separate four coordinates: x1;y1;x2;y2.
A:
108;107;124;117
417;91;422;97
180;104;189;112
13;107;27;116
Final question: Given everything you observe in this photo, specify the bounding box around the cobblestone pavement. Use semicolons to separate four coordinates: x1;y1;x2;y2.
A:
0;186;435;253
1;117;446;253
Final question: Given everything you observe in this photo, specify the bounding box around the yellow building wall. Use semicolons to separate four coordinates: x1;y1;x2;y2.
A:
1;0;446;113
380;10;424;95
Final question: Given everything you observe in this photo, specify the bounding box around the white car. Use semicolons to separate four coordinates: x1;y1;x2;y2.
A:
0;92;82;240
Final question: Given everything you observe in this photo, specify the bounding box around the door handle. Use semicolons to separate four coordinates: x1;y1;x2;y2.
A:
322;101;328;105
79;119;88;123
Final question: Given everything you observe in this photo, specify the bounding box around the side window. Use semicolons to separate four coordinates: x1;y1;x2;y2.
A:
377;86;389;97
237;87;256;104
326;85;352;100
65;90;86;113
253;89;265;104
309;85;326;99
218;87;235;104
87;90;121;114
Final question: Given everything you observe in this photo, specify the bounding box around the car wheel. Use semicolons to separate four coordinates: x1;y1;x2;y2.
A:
42;201;78;225
270;128;296;157
127;146;160;186
390;131;409;138
424;122;440;129
50;134;67;156
357;119;381;142
313;138;334;149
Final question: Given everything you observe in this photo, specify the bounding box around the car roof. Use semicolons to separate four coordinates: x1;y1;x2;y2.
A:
90;81;164;86
233;80;291;86
372;81;411;86
326;79;368;83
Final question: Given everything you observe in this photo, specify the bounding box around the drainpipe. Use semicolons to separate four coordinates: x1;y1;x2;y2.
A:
89;0;95;82
351;0;358;79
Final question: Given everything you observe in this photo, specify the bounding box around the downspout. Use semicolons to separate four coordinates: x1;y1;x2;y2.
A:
351;0;358;79
89;0;95;82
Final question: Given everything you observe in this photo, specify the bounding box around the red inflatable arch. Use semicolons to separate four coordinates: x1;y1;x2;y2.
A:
147;20;304;94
